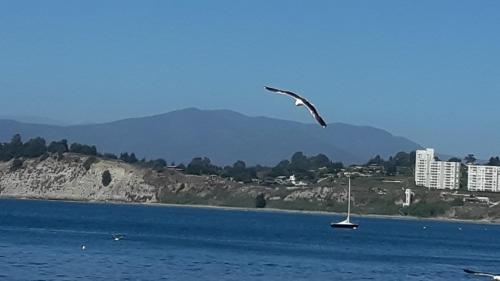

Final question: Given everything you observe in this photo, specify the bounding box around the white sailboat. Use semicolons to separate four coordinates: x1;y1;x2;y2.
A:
331;176;358;229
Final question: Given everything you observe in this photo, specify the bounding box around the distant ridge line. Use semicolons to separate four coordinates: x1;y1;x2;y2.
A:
0;108;421;166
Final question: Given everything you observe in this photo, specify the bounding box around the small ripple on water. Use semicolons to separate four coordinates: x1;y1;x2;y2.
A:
12;263;28;268
27;261;48;266
262;263;279;267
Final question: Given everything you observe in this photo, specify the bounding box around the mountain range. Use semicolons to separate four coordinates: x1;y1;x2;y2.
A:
0;108;421;165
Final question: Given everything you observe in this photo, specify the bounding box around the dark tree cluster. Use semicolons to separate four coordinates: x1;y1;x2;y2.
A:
268;152;343;180
464;154;477;164
365;151;416;176
138;158;168;171
70;143;97;156
186;152;344;183
255;193;266;208
221;160;257;183
0;134;48;160
102;153;118;159
47;139;69;154
0;134;100;162
186;157;221;175
103;152;168;171
119;152;138;163
0;135;172;173
487;156;500;166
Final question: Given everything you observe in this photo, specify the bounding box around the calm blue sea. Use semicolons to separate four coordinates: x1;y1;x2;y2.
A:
1;199;499;280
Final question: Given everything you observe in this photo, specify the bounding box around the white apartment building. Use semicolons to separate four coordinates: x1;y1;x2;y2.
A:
415;148;461;189
467;165;500;192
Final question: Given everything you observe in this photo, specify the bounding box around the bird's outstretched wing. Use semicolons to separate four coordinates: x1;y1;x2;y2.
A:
302;100;327;127
264;86;302;100
264;86;327;128
464;269;500;278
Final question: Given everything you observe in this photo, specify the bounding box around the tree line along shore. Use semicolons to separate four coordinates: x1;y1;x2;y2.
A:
2;134;500;221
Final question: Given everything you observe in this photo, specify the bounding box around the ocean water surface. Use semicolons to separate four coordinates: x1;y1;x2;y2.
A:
1;199;499;280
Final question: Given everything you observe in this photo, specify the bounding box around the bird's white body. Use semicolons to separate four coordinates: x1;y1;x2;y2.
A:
295;99;304;106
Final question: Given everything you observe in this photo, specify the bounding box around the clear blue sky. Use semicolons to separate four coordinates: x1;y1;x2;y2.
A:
1;1;499;159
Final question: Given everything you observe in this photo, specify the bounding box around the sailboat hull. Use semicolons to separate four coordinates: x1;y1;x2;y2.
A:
330;222;358;229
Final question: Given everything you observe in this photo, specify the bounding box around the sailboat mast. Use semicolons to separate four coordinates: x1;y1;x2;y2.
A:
347;176;351;221
331;173;358;229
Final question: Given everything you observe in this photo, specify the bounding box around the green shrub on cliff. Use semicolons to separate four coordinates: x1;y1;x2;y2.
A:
401;201;450;217
83;156;98;170
102;170;112;186
255;193;266;208
10;159;24;171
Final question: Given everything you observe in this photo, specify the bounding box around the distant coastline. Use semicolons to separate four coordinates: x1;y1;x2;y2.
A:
148;201;500;226
2;152;500;224
2;195;498;226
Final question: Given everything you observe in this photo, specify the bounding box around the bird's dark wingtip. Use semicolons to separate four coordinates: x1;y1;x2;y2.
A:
463;269;475;274
264;86;283;92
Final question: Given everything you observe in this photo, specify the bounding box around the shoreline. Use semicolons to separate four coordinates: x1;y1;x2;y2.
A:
1;195;498;226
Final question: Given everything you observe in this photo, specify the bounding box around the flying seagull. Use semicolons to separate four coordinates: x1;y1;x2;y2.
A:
264;86;327;128
464;269;500;280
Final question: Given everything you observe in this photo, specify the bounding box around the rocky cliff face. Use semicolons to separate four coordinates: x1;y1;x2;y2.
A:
0;154;158;202
0;153;346;208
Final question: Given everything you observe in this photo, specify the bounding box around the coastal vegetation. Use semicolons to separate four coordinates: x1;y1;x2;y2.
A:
255;193;266;208
184;152;345;184
83;156;99;171
0;134;168;172
0;134;417;185
3;134;498;184
2;134;500;221
102;170;112;186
